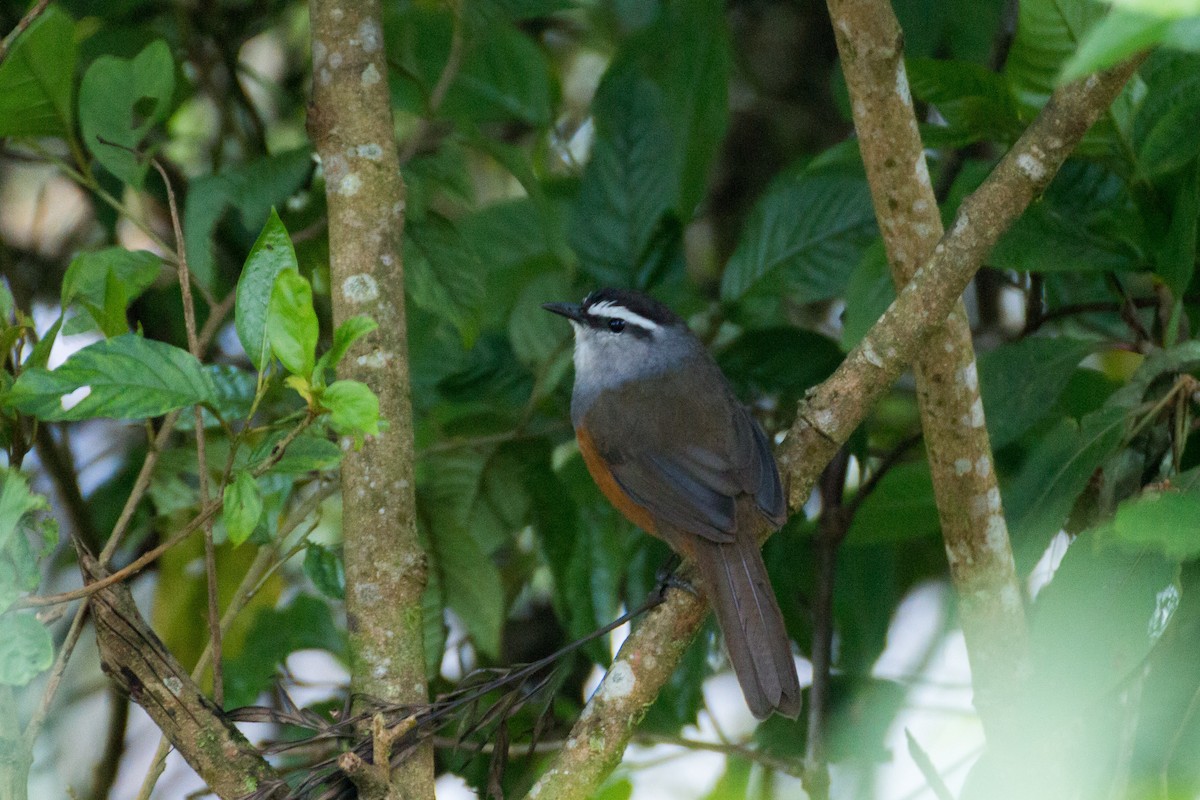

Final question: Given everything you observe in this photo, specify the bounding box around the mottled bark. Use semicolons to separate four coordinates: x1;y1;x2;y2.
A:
308;0;433;797
826;0;1029;739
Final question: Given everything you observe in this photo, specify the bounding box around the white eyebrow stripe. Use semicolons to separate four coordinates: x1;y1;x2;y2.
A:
587;300;659;331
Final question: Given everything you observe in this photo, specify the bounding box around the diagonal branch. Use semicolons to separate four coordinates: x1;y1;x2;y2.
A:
81;550;283;800
825;0;1028;746
524;53;1146;800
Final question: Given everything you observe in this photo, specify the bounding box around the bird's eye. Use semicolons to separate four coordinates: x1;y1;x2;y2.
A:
607;318;626;333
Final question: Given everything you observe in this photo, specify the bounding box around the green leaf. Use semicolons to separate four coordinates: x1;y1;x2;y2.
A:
990;160;1143;273
1155;161;1199;298
222;470;263;547
321;380;380;437
303;544;345;599
444;19;554;126
717;328;844;410
405;213;486;346
720;160;877;303
841;242;896;350
1136;53;1200;177
508;272;571;369
183;148;314;289
1006;0;1106;106
4;334;216;421
428;500;505;658
568;67;678;288
0;613;53;686
61;248;162;337
79;40;175;188
0;279;12;322
201;364;258;426
1029;529;1177;717
1107;489;1200;559
1060;9;1172;83
223;594;344;708
907;58;1023;144
235;209;299;370
616;0;731;218
847;462;941;544
0;469;50;555
0;6;76;137
1006;406;1129;572
247;431;342;473
321;315;378;374
265;270;318;378
978;336;1096;448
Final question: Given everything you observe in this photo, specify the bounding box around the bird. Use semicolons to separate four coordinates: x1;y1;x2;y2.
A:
543;287;801;719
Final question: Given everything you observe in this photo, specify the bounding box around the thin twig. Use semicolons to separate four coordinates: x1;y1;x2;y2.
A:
0;0;51;67
804;448;850;800
151;156;225;708
905;729;955;800
397;0;465;166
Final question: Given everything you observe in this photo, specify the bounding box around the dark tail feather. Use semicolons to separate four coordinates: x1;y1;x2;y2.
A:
692;534;801;720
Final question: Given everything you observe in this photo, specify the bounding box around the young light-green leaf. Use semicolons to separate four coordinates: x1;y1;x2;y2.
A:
222;470;263;547
326;315;378;369
0;6;76;138
321;380;380;437
265;269;318;378
0;613;53;686
0;469;50;555
1110;489;1200;560
3;334;216;421
79;40;175;188
235;209;299;371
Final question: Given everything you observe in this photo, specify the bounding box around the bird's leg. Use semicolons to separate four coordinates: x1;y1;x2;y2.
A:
651;551;697;602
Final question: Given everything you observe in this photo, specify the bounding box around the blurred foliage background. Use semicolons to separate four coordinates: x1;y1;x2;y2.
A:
1;0;1200;798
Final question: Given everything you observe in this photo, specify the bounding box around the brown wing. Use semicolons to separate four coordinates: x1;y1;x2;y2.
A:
580;361;786;542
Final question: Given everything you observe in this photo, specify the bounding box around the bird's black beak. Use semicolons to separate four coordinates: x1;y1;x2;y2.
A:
541;302;585;322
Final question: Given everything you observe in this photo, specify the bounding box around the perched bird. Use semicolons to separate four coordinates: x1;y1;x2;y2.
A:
543;288;800;719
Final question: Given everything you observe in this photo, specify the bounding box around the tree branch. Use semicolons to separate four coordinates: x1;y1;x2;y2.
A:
825;0;1029;741
308;0;434;798
80;550;283;800
524;53;1146;800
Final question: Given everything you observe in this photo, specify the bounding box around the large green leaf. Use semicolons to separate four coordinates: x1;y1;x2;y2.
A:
1005;406;1129;572
236;209;299;371
79;40;175;188
721;159;877;303
990;160;1144;273
405;213;486;347
1104;488;1200;559
60;248;162;337
907;58;1023;145
847;462;941;544
0;469;56;613
1029;529;1177;719
1155;161;1199;299
978;336;1096;448
4;334;216;421
1006;0;1106;106
443;19;554;126
0;6;76;137
613;0;731;218
1135;53;1200;178
568;68;678;288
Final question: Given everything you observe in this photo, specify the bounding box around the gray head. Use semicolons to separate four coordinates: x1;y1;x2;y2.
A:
542;288;701;410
